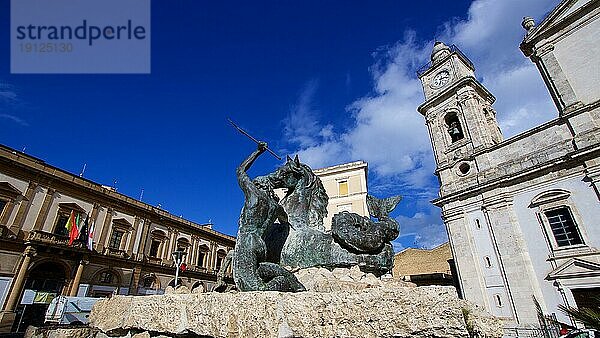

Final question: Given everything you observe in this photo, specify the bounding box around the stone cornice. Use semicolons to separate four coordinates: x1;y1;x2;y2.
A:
313;160;368;175
417;77;496;116
0;143;235;245
520;0;600;57
432;146;599;207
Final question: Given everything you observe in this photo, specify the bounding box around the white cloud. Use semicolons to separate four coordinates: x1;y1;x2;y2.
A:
0;83;18;103
0;114;28;126
283;0;560;249
0;82;27;126
283;80;335;149
394;207;448;251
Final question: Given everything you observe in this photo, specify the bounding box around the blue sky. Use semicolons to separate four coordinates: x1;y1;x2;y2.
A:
0;0;560;251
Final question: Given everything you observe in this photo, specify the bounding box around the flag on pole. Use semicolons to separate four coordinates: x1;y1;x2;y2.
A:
87;220;95;251
68;212;80;246
78;214;89;243
65;210;75;233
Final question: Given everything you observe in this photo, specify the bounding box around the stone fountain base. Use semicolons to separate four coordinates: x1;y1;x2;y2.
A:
84;267;502;338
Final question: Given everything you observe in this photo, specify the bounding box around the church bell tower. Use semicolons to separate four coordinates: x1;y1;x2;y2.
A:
417;42;503;196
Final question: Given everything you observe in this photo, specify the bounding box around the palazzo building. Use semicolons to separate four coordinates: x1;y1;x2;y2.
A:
0;144;235;332
314;161;369;229
417;0;600;332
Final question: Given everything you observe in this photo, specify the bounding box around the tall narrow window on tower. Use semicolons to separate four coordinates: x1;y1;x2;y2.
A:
444;112;464;142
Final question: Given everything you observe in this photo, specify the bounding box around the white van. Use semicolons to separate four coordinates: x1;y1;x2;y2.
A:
44;296;102;325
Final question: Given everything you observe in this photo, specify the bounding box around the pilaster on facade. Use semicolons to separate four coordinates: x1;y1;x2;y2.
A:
32;188;56;231
97;207;114;251
10;182;38;235
482;201;539;324
127;217;141;256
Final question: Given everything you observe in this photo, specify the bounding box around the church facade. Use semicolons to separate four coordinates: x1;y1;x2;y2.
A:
418;0;600;331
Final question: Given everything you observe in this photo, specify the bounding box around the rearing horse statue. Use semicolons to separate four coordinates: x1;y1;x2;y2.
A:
265;155;400;276
220;148;402;293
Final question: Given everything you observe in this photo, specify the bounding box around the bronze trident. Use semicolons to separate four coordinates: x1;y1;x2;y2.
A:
228;118;282;160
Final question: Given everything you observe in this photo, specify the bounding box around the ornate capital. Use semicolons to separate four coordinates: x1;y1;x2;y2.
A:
23;246;37;257
537;44;555;57
457;88;477;104
441;208;464;222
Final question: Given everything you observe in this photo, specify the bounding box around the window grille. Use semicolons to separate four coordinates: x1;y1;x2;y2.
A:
108;230;124;249
545;207;582;247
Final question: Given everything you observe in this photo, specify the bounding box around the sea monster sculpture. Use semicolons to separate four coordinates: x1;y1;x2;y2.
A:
265;155;401;276
218;120;402;291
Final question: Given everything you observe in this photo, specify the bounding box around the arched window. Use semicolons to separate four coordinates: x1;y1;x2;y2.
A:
176;238;190;252
25;261;67;293
142;276;154;288
168;278;183;287
95;269;120;286
191;281;205;293
444;112;464;143
142;274;158;289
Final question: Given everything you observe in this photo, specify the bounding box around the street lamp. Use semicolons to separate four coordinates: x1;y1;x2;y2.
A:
172;250;187;288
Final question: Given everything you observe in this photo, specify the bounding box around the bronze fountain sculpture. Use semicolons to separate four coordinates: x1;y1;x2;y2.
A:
218;122;401;292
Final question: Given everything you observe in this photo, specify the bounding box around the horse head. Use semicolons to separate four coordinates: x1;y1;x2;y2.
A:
267;155;328;230
268;154;305;193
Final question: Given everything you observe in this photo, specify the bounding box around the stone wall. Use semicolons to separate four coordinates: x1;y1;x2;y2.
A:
86;268;502;338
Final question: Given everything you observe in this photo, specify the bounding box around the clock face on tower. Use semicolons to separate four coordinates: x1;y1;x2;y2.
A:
432;70;450;88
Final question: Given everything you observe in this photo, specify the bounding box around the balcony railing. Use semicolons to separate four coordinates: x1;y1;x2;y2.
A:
103;246;129;258
27;230;86;249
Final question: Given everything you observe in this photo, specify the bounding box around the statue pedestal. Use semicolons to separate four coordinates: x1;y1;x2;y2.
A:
88;269;502;338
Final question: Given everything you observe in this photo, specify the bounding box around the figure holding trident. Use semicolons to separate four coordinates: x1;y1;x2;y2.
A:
215;119;304;292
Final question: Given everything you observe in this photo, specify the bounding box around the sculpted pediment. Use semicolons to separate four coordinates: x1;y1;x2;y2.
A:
547;257;600;280
524;0;594;43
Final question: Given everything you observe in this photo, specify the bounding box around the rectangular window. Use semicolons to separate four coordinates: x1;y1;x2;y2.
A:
108;230;124;250
53;213;70;237
545;207;583;247
338;180;348;197
149;240;160;257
